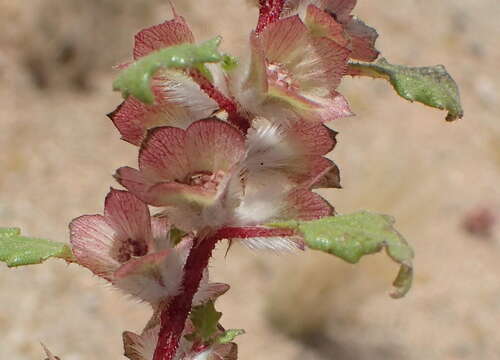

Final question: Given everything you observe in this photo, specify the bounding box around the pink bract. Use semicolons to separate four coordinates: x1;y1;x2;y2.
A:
69;189;225;305
243;118;341;188
284;0;379;62
133;15;195;59
232;15;352;123
109;13;220;146
115;119;246;210
70;189;154;280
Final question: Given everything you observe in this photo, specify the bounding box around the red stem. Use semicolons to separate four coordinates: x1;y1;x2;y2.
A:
189;69;250;133
152;235;219;360
215;227;295;240
152;226;296;360
256;0;286;34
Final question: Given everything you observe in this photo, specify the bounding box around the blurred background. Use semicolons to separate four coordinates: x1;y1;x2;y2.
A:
0;0;499;359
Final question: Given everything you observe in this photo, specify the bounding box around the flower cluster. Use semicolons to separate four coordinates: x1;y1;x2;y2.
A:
70;1;379;359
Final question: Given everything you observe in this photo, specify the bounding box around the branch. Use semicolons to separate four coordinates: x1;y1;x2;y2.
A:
152;226;296;359
153;234;220;360
215;227;295;240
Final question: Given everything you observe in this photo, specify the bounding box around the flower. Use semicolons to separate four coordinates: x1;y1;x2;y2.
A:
244;117;340;188
283;0;379;61
114;117;333;234
222;117;337;250
114;118;246;230
69;188;227;305
108;11;226;145
230;15;352;124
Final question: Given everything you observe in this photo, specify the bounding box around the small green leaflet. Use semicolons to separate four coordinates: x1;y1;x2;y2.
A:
215;329;245;345
349;58;463;121
0;227;75;267
189;301;222;342
188;301;245;345
269;211;414;298
113;37;224;104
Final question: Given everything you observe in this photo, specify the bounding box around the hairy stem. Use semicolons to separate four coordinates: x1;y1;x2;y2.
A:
153;235;219;360
188;69;250;133
256;0;286;34
215;227;296;240
152;226;295;359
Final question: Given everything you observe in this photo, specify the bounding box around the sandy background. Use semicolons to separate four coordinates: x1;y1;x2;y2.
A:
1;0;499;359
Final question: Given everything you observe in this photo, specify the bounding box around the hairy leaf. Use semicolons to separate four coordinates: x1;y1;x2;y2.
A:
0;227;75;267
0;227;21;237
349;58;463;121
269;211;414;298
215;329;245;345
189;301;222;342
113;37;224;104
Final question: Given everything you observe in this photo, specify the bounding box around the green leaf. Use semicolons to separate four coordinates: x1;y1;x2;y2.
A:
113;37;224;104
0;227;75;267
190;301;222;342
215;329;245;345
269;211;414;298
0;228;21;237
349;58;463;121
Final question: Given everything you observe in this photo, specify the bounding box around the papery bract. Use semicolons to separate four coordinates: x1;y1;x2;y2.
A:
109;13;222;145
69;189;225;305
244;117;340;188
284;0;379;61
231;15;352;124
222;160;334;250
115;119;246;230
